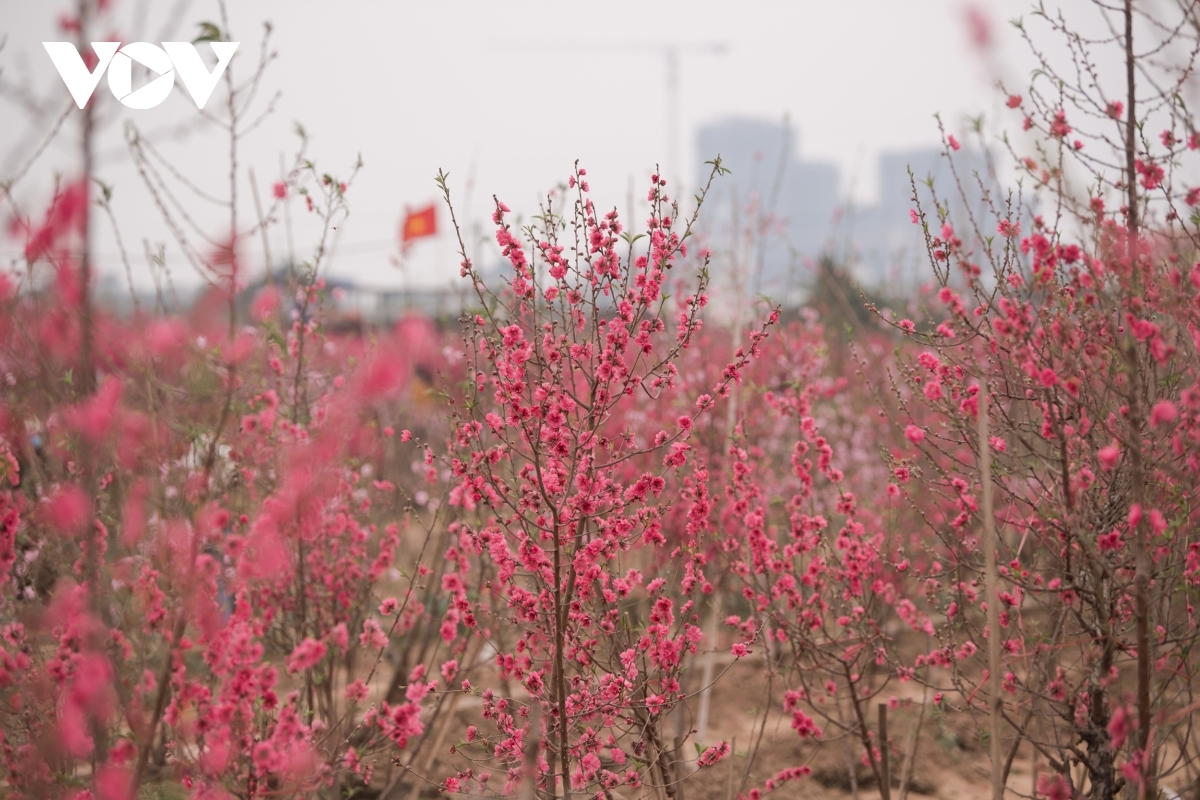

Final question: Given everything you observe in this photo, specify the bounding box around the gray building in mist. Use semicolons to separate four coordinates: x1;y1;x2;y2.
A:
695;118;839;304
695;117;990;304
849;146;989;290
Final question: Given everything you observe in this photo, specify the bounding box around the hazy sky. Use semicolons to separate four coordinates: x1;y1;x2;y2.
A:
0;0;1103;292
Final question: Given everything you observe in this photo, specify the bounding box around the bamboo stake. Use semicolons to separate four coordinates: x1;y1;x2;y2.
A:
980;386;1002;800
878;703;890;800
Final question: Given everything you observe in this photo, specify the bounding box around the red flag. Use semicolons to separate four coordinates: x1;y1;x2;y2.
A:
400;204;437;243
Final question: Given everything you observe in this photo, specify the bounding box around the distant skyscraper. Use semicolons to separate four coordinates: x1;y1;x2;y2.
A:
694;117;995;308
695;117;839;308
849;146;990;291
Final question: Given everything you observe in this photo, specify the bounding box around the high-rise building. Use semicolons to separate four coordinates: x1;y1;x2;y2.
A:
848;146;990;290
694;117;839;309
695;117;994;305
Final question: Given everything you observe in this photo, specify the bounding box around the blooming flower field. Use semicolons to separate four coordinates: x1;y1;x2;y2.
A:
4;2;1200;799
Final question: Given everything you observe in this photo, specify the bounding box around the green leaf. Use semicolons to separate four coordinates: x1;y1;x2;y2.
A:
93;178;113;203
193;22;223;44
703;156;731;176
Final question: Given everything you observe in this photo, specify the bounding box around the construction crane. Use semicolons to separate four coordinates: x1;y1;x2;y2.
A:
496;40;730;191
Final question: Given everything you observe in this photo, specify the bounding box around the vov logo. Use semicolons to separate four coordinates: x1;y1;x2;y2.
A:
43;41;239;110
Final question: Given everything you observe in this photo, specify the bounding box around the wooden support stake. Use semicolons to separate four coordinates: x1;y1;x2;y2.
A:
980;386;1003;800
879;703;890;800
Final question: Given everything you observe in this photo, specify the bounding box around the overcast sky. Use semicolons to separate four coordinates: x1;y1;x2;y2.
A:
0;0;1109;292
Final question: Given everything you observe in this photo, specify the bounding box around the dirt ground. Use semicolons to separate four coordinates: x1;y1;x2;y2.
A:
381;653;1027;800
669;656;1011;800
